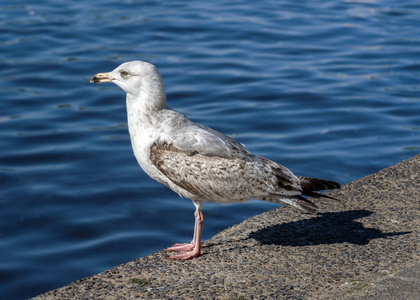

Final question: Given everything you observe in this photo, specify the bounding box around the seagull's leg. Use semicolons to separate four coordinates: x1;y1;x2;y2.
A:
164;202;199;252
165;201;203;260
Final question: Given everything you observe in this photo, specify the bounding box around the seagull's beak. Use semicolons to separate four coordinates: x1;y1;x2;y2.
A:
90;72;114;84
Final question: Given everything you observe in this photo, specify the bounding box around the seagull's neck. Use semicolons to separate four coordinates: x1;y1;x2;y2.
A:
126;88;169;134
127;93;167;111
127;75;168;111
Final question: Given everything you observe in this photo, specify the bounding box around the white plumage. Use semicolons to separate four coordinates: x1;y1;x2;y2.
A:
91;61;340;260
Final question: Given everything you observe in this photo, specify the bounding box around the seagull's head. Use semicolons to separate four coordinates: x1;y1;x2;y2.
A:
90;61;165;102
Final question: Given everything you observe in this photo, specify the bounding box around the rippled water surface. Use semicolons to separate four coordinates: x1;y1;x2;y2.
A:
1;1;419;299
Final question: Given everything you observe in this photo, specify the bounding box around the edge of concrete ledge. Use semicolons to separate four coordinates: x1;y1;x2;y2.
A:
33;155;420;299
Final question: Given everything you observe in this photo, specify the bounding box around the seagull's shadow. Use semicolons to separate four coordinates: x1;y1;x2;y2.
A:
249;210;410;246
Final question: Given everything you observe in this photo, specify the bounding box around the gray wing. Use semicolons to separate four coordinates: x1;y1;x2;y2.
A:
150;121;302;202
150;142;302;202
152;110;302;201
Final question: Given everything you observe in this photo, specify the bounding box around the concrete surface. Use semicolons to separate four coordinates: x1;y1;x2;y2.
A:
33;154;420;299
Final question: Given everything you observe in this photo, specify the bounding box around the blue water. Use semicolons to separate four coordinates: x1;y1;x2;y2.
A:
1;1;419;299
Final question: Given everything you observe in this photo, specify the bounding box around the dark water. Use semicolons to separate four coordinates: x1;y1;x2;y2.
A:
1;1;419;299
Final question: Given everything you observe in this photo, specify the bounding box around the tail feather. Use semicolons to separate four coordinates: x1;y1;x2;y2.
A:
262;177;341;214
264;195;319;214
303;191;341;201
297;176;341;193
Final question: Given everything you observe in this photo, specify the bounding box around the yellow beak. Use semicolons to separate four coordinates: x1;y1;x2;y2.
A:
90;72;113;84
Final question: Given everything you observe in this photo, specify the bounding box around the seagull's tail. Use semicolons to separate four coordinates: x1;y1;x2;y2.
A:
263;177;341;214
264;195;320;213
297;176;341;201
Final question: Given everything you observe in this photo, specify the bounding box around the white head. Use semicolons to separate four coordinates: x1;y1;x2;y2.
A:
91;61;167;110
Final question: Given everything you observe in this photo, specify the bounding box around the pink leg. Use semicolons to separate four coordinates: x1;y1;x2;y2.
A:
165;202;203;261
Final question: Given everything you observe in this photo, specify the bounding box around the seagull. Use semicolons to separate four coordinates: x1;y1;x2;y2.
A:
90;61;341;261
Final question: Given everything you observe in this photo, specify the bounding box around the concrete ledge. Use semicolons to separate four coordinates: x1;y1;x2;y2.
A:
33;155;420;299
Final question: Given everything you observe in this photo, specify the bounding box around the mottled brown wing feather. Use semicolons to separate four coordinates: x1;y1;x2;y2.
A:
149;143;301;202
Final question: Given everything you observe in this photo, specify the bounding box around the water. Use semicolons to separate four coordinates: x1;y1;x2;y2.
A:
1;1;419;299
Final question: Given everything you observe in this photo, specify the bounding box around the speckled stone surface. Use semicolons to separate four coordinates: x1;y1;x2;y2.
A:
33;155;419;299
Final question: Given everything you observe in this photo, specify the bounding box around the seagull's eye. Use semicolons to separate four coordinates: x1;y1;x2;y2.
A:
120;70;129;77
